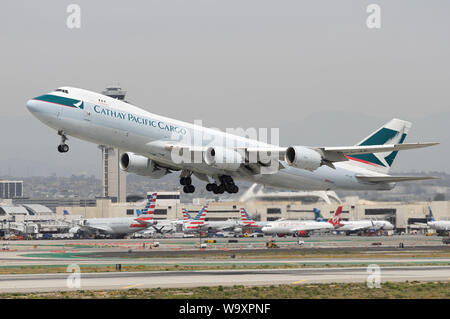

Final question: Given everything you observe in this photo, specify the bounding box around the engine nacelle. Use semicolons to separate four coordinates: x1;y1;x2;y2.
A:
204;147;244;171
285;146;322;171
120;152;168;179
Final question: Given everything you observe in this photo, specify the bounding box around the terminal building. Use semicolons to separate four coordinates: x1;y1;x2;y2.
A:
0;200;73;237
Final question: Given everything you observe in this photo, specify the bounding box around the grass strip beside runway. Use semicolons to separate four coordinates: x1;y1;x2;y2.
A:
1;261;450;274
1;281;449;299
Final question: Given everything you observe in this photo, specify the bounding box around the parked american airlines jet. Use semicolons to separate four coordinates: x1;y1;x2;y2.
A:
26;87;438;194
72;193;157;238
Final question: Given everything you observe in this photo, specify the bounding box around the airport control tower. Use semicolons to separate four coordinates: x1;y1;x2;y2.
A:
98;86;127;203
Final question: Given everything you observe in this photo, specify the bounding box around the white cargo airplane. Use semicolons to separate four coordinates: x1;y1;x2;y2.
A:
261;206;343;236
26;87;438;194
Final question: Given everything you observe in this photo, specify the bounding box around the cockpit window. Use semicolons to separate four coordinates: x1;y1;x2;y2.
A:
55;89;69;94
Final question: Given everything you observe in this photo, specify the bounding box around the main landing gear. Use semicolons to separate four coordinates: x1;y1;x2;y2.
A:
180;176;195;193
57;131;69;153
180;172;239;195
206;175;239;194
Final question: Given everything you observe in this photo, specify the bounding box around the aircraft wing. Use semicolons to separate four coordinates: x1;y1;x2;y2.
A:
319;143;439;155
343;225;371;232
134;217;155;225
84;225;113;233
153;141;438;174
164;142;438;160
356;175;438;183
413;222;429;227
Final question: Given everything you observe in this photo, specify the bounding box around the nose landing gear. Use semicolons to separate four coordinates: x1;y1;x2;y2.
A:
57;131;69;153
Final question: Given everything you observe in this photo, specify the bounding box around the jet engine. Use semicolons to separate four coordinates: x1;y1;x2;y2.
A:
285;146;322;171
204;147;244;171
120;152;168;179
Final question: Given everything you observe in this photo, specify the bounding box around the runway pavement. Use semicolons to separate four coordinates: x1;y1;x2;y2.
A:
0;235;448;293
0;266;449;293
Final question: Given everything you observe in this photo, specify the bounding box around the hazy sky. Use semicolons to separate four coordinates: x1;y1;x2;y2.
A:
0;1;449;176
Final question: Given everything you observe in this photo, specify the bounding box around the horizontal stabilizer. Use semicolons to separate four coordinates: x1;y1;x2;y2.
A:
356;175;438;183
321;142;439;156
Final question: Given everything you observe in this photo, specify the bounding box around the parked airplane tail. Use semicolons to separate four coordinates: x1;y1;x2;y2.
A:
192;205;208;221
182;208;192;221
137;192;157;218
184;205;208;230
240;208;258;227
328;206;343;227
347;119;411;174
313;208;326;222
428;206;435;222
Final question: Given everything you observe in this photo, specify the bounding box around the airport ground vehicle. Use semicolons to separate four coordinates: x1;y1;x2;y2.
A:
266;239;279;248
249;233;264;238
443;237;450;245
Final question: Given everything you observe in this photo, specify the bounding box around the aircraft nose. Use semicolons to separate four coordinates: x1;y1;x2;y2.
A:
26;99;40;113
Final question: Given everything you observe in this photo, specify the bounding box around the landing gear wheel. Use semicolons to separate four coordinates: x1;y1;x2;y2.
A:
58;144;69;153
206;183;214;192
57;131;69;153
183;185;195;193
216;184;225;194
61;144;69;152
180;176;192;186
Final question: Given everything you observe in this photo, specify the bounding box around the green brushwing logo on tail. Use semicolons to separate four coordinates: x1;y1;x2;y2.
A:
350;127;407;168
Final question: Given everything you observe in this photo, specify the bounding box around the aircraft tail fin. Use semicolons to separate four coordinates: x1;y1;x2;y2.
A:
348;119;411;174
193;205;208;221
182;208;192;221
328;206;343;227
184;205;208;230
313;208;326;222
137;192;157;220
428;206;435;222
142;192;157;214
240;208;258;227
